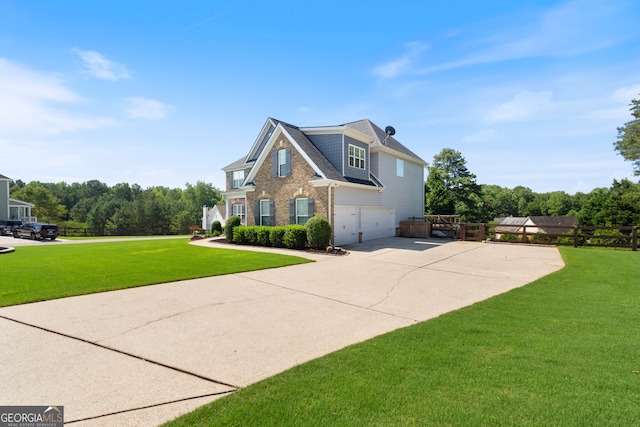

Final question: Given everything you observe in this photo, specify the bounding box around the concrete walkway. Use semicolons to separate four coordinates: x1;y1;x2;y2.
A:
0;237;563;426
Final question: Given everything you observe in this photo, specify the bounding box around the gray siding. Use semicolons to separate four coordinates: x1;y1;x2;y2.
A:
334;186;381;206
376;152;425;224
307;134;343;173
343;136;369;181
0;181;9;219
248;124;275;161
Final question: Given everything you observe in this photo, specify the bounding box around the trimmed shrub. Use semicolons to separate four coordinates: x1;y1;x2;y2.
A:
225;216;242;240
232;226;247;244
245;226;259;244
210;220;222;235
283;225;308;249
269;227;287;248
306;215;332;249
256;227;271;246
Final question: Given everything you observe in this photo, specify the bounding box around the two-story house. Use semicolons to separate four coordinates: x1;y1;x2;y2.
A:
222;118;426;245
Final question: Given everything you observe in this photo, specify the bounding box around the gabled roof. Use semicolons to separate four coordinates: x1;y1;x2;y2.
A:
0;173;11;180
343;119;427;165
224;117;426;190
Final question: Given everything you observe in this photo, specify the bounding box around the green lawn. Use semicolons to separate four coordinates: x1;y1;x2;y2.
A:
164;247;640;427
0;239;312;307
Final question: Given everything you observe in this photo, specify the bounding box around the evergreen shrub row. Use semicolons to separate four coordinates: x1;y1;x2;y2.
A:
225;215;332;250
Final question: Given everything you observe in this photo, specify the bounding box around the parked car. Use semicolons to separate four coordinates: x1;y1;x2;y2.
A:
13;223;60;240
0;219;23;235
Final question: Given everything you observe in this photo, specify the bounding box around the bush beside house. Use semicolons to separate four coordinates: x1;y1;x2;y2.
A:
228;216;331;251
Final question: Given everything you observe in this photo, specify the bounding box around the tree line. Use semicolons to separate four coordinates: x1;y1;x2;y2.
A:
10;94;640;232
9;180;222;235
426;93;640;227
425;148;640;226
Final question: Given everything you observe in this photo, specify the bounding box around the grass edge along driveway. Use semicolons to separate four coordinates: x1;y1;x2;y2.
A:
164;246;640;427
0;239;312;307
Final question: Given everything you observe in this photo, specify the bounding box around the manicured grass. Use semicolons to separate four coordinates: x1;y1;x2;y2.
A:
164;247;640;426
0;239;311;307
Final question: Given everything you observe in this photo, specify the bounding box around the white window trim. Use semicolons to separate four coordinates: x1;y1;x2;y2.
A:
278;149;287;177
296;198;309;225
396;159;404;177
232;203;245;222
348;144;365;170
260;199;271;226
232;170;245;188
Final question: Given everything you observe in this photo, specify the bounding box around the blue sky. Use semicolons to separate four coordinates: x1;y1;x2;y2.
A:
1;0;639;194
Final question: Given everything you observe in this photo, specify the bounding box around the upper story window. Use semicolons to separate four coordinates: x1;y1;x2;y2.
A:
396;159;404;177
278;149;287;177
272;148;291;178
349;144;365;170
232;170;245;188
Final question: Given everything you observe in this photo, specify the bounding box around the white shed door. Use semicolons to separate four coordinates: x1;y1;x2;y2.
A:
334;205;358;245
361;206;395;241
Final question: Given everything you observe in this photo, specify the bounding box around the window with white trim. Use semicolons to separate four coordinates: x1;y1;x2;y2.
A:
232;170;245;188
232;203;245;222
396;159;404;177
296;198;310;225
278;149;287;177
260;199;273;226
348;144;365;169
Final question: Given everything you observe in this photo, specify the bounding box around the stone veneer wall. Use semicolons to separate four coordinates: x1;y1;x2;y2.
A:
247;134;329;226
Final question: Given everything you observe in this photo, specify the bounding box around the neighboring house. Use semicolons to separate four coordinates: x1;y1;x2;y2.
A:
222;118;427;245
495;216;576;239
0;173;36;222
202;204;227;231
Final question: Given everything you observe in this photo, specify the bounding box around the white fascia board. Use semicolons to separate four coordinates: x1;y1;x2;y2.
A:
299;125;345;134
309;179;381;191
371;145;428;166
244;118;277;163
223;161;255;172
243;124;327;184
222;190;248;199
300;125;374;145
343;126;375;144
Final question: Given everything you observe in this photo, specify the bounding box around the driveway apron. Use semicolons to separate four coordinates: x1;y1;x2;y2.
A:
0;237;564;426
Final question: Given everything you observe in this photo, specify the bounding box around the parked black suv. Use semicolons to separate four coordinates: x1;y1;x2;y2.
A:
13;223;60;240
0;219;23;235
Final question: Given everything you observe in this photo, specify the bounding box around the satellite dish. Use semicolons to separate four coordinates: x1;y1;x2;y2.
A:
385;126;396;136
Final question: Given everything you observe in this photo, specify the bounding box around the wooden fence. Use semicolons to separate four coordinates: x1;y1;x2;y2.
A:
399;219;638;251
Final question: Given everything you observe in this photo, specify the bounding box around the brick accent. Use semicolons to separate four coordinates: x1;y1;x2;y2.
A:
247;134;328;225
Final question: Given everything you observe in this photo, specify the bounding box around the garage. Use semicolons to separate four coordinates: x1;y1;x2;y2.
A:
334;205;358;245
333;205;396;246
361;206;396;241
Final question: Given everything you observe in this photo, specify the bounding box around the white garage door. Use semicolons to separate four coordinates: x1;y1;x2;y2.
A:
361;206;396;241
334;205;358;245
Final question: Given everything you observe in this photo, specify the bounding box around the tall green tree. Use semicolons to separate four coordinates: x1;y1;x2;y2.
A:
614;95;640;175
425;167;454;214
10;182;67;223
429;148;481;221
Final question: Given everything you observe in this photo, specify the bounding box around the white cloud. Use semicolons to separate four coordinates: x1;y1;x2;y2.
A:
462;128;501;144
0;57;117;137
612;84;640;103
485;90;553;123
74;49;133;80
418;0;631;75
124;97;172;120
373;42;429;79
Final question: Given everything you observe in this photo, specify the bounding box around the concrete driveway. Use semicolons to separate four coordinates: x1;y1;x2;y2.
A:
0;237;563;426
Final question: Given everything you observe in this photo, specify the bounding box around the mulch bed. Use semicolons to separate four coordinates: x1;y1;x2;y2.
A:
203;236;349;256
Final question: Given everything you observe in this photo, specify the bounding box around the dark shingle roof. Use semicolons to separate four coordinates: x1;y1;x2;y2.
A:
273;119;350;183
343;119;426;164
